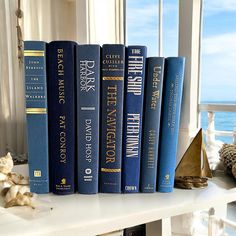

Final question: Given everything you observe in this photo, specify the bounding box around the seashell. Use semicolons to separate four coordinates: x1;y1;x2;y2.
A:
18;185;30;195
0;173;7;182
7;172;29;185
0;180;12;194
219;144;236;178
219;144;236;171
0;153;35;209
0;152;14;174
4;185;34;208
5;192;34;209
232;163;236;179
5;185;21;203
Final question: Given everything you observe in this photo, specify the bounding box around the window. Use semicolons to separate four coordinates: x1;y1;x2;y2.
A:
126;0;158;56
126;0;179;57
200;0;236;144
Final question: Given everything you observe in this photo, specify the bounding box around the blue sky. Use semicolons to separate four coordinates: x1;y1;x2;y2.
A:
127;0;236;102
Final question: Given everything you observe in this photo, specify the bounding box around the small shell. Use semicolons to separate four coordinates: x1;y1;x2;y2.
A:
5;192;34;209
7;172;29;185
18;185;30;195
0;152;14;174
0;173;7;181
0;153;35;209
5;185;21;203
0;181;12;194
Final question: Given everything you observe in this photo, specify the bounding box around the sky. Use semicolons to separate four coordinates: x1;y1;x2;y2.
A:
127;0;236;102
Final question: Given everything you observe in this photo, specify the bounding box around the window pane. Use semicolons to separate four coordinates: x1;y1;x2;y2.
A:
126;0;178;57
163;0;179;57
200;0;236;144
126;0;158;56
201;0;236;102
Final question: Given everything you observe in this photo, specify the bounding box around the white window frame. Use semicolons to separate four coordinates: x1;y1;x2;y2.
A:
177;0;202;163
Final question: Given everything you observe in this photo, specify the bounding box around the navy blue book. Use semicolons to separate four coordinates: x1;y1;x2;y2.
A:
140;57;165;193
157;57;185;193
122;46;147;193
76;45;100;194
24;41;49;194
100;44;125;193
47;41;77;195
124;224;146;236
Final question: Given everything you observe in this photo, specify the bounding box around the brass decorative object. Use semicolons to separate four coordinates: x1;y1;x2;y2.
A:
175;128;212;189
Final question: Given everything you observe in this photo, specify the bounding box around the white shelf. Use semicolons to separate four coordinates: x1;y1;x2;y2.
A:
0;175;236;236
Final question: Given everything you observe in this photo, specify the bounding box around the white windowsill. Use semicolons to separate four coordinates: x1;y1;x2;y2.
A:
0;172;236;236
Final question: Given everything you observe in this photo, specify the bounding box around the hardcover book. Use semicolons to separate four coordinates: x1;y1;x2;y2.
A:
76;44;100;194
47;41;77;195
122;45;147;193
99;230;124;236
24;41;49;194
124;224;146;236
140;57;165;193
100;44;125;193
157;57;185;193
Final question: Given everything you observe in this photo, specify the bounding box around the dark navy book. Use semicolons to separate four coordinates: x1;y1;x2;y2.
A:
157;57;185;193
76;44;100;194
122;46;147;193
100;44;125;193
24;41;49;194
47;41;77;195
140;57;165;193
124;224;146;236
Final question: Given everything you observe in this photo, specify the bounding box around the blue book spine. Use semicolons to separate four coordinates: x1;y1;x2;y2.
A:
47;41;77;195
157;57;185;193
100;44;125;193
140;57;165;193
76;45;100;194
122;46;147;193
24;41;49;193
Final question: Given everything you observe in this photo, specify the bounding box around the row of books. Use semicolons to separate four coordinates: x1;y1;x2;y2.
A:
99;224;145;236
24;40;185;195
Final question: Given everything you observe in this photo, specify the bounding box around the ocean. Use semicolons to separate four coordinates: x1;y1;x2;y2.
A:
200;102;236;144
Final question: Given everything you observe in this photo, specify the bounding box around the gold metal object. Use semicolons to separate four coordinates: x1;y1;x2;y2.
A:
175;128;212;189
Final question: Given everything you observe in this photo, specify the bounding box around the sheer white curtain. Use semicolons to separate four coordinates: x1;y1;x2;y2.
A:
0;0;124;157
0;0;77;156
22;0;77;42
87;0;125;44
0;0;25;156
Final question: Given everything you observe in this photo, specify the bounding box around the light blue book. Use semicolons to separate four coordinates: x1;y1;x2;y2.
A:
157;57;185;193
24;41;49;193
140;57;165;193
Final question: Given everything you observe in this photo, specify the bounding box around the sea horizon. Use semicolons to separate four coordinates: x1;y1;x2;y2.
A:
200;101;236;144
